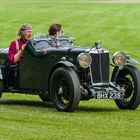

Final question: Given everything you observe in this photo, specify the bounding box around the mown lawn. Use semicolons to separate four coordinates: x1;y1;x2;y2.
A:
0;0;140;140
1;93;140;140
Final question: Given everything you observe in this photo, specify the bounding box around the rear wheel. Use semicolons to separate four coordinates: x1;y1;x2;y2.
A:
0;92;2;98
112;65;140;109
0;80;3;98
50;67;81;112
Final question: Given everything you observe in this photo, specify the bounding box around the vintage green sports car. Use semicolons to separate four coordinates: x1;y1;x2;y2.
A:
0;35;140;112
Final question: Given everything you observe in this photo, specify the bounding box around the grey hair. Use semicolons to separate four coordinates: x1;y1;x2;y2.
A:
18;23;32;36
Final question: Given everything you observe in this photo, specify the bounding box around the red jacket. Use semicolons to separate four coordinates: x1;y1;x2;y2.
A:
8;37;26;64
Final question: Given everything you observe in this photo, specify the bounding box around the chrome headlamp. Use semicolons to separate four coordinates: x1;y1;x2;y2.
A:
112;52;126;66
77;53;92;68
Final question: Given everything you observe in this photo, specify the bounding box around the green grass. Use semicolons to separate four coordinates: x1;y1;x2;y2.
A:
0;94;140;140
0;0;140;64
0;0;140;140
1;93;140;140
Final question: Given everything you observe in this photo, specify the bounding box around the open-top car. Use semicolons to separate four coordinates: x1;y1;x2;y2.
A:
0;35;140;112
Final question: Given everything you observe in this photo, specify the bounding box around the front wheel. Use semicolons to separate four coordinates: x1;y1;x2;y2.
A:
50;67;81;112
112;65;140;110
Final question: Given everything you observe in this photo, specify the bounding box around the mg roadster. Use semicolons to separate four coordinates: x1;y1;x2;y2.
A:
0;35;140;112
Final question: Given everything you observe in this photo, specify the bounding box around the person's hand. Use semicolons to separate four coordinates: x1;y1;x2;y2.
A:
21;44;26;51
20;44;26;55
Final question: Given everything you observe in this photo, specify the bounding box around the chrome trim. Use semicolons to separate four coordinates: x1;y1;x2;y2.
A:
112;52;126;66
86;48;109;54
92;83;109;86
89;64;94;85
126;55;139;65
99;53;103;83
77;53;92;68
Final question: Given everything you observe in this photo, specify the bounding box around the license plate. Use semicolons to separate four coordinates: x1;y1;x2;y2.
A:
95;91;124;99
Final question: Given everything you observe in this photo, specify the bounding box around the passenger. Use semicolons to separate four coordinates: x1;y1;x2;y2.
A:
48;23;63;37
8;23;32;64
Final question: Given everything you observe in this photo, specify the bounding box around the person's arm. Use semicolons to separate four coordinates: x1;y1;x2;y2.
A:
8;41;17;64
8;41;25;64
14;46;24;63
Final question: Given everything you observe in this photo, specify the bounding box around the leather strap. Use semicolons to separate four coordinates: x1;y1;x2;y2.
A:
15;40;19;52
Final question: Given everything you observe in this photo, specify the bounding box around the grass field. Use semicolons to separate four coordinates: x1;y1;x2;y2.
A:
0;0;140;140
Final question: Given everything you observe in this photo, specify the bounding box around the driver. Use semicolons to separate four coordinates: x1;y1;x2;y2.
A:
48;23;63;37
8;23;32;64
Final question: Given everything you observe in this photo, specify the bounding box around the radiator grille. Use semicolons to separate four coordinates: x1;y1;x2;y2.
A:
90;52;110;84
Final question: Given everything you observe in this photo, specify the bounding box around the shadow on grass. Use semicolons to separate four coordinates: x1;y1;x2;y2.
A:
0;99;119;112
78;105;119;112
0;99;54;109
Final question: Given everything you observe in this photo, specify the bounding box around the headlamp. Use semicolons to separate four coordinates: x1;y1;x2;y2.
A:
112;52;126;66
77;53;92;68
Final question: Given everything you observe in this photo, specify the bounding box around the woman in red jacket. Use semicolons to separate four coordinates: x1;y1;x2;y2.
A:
8;23;32;64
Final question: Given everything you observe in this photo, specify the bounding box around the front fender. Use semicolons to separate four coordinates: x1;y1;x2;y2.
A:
111;66;119;82
111;65;139;82
126;55;139;65
51;61;74;73
56;61;74;68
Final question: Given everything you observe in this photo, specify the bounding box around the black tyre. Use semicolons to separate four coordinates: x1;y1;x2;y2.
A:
0;80;3;98
50;67;81;112
112;65;140;110
0;92;2;98
39;91;51;102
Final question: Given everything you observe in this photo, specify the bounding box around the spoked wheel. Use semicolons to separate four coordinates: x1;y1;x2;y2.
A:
113;65;140;109
50;67;81;112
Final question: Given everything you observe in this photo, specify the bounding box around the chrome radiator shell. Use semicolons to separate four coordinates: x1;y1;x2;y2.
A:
89;49;110;84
